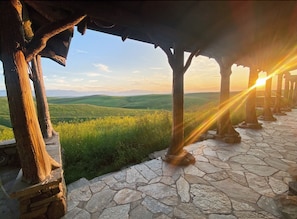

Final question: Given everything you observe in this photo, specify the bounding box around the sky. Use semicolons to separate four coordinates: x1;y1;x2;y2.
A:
0;28;280;96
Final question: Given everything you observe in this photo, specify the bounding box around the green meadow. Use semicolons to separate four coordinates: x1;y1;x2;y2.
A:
0;92;252;184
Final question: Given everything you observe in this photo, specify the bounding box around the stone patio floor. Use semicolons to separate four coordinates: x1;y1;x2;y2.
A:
1;109;297;219
62;109;297;219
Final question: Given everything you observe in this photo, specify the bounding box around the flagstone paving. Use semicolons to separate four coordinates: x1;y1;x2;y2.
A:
62;109;297;219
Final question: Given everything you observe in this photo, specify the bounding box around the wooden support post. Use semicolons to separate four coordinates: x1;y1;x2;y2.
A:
169;46;185;156
157;44;198;166
259;73;276;121
0;0;59;184
283;72;292;111
273;73;286;115
239;66;262;129
216;57;241;143
31;55;56;139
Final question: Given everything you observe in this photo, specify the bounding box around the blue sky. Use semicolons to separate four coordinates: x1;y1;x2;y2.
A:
0;29;264;96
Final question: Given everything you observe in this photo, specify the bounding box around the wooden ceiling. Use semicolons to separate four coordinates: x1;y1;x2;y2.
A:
23;1;297;72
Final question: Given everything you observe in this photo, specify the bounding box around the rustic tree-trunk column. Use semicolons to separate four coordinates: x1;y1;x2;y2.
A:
259;72;276;121
273;73;285;115
239;66;262;129
158;44;197;166
168;46;184;156
0;0;59;184
283;72;291;111
215;57;241;143
31;55;56;139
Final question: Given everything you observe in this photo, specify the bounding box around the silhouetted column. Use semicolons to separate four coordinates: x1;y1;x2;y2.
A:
283;72;291;111
273;73;285;115
259;72;276;121
31;55;56;139
239;66;262;129
159;44;195;166
215;57;241;143
293;80;297;107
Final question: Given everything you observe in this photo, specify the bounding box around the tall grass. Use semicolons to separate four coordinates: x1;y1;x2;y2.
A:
54;111;172;184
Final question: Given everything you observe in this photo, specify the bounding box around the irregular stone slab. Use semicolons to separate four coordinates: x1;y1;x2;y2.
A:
230;154;266;165
184;165;205;177
247;149;269;159
208;214;236;219
126;167;148;184
255;142;270;148
154;214;172;219
89;180;106;194
63;207;82;219
176;176;190;202
72;209;91;219
230;199;255;211
269;177;288;194
113;188;142;204
257;195;282;218
67;178;90;193
173;202;205;219
217;151;240;162
191;184;231;214
85;188;116;213
211;178;260;203
196;155;209;162
160;176;176;185
264;157;289;171
203;171;229;182
227;171;247;186
137;182;176;200
98;204;130;219
135;163;158;181
160;196;179;206
184;174;209;185
112;170;127;182
66;199;79;212
246;173;274;197
234;210;279;219
195;161;222;174
208;157;230;169
243;164;278;177
68;185;92;202
142;196;173;214
203;147;217;157
262;148;283;159
145;158;163;176
129;204;153;219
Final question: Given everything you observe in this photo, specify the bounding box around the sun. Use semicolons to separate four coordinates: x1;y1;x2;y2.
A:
255;78;266;87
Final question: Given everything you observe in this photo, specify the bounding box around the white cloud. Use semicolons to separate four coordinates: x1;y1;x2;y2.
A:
132;70;140;74
93;63;112;73
87;72;101;77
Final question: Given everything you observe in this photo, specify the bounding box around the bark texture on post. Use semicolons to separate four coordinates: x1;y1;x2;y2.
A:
260;73;276;121
0;0;59;184
31;55;56;139
216;57;241;143
168;46;184;156
239;67;262;129
158;44;197;165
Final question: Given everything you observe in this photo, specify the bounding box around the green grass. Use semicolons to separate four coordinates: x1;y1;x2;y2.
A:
48;92;221;111
0;92;252;184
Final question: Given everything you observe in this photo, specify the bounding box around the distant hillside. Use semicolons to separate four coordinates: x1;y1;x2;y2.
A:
48;92;222;111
